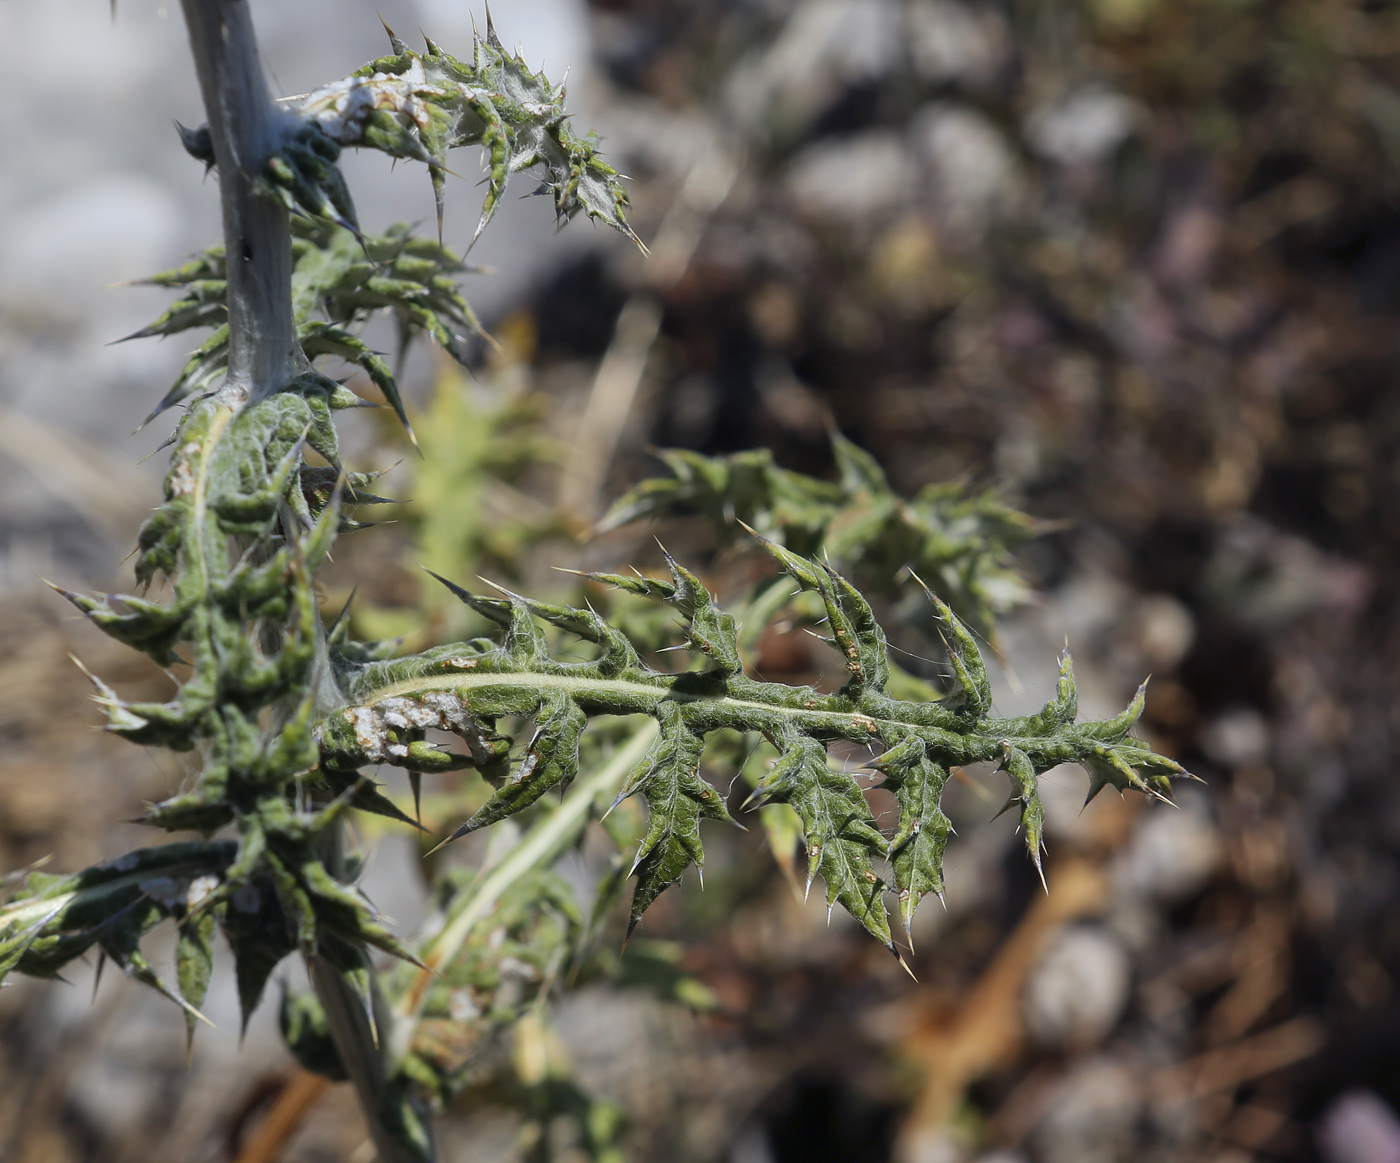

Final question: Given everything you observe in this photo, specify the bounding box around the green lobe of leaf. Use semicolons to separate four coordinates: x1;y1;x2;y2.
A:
622;706;735;926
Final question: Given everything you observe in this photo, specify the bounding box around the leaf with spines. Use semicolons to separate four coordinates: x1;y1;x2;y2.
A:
0;841;235;1011
1024;651;1077;733
437;688;588;846
130;220;487;435
747;530;888;696
180;25;637;248
587;552;742;675
831;431;890;495
326;537;1192;948
117;279;227;341
601;434;1038;642
996;743;1047;887
873;736;952;932
752;732;892;947
48;584;189;666
221;878;299;1034
913;575;992;719
259;121;360;234
622;704;736;930
25;378;422;1043
176;908;217;1046
100;893;214;1030
312;25;638;245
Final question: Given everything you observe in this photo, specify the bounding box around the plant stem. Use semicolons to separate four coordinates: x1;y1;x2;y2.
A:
177;4;416;1158
350;669;986;754
179;0;297;405
314;822;428;1161
307;953;424;1159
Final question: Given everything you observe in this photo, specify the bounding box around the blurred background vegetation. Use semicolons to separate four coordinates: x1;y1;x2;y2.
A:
3;0;1400;1160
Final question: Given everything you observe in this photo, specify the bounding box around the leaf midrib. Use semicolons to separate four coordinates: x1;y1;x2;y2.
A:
348;671;1024;765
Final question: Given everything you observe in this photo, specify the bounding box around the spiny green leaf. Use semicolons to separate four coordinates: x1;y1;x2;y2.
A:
221;878;298;1034
830;432;890;495
128;221;486;436
751;533;889;695
587;553;742;675
621;705;736;928
261;121;359;234
914;576;992;719
754;732;892;947
176;907;217;1046
1080;680;1147;743
997;743;1047;887
1023;651;1077;733
332;541;1189;947
179;29;635;250
874;735;952;931
602;434;1037;642
442;689;588;844
295;30;638;244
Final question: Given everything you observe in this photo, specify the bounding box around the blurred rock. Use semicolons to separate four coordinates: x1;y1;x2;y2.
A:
1114;798;1221;904
1151;203;1223;290
785;131;917;226
1024;925;1131;1048
1048;570;1134;658
905;0;1009;91
440;1109;521;1163
1203;516;1369;631
553;985;751;1159
725;0;901;141
1131;593;1195;672
1317;1090;1400;1163
1030;1058;1141;1163
2;174;181;307
912;104;1022;237
1201;707;1270;769
1034;761;1096;845
1026;86;1141;169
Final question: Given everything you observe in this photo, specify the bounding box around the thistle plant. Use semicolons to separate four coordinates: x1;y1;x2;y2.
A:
325;540;1186;946
601;435;1037;643
126;217;488;440
0;4;1190;1159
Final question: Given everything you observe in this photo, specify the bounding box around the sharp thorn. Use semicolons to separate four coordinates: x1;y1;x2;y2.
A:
990;796;1019;822
424;821;473;856
892;943;918;980
379;13;408;53
599;789;627;822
